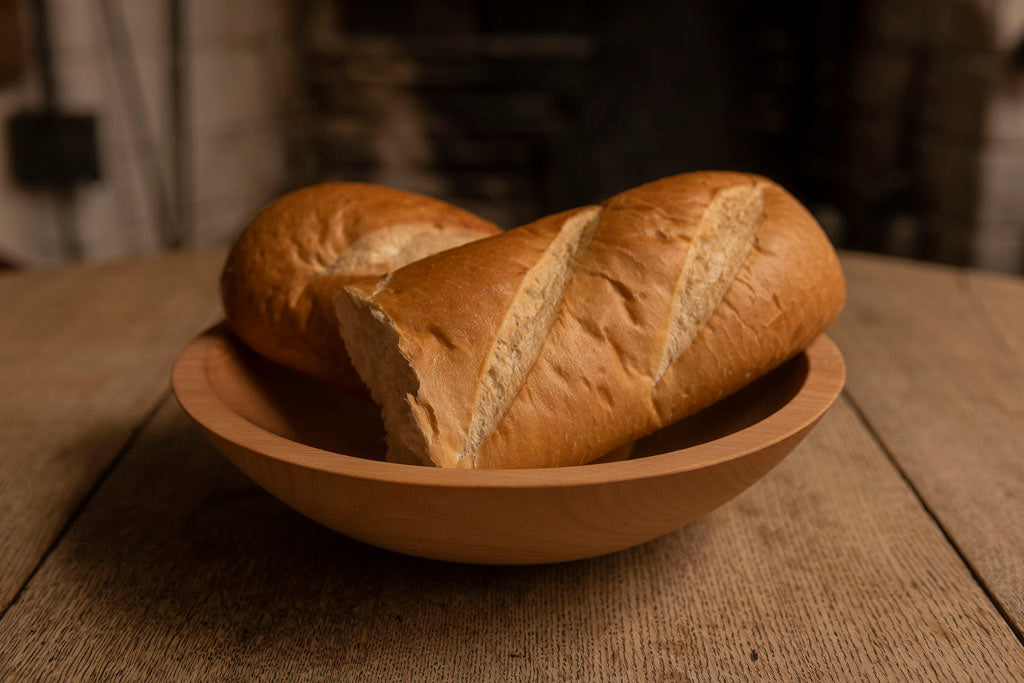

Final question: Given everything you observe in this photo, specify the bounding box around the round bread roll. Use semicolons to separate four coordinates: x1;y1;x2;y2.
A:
221;183;501;391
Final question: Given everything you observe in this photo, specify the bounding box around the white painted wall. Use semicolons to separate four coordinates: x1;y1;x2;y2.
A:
0;0;296;266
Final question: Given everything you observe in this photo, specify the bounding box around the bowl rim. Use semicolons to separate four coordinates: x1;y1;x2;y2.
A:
172;327;845;488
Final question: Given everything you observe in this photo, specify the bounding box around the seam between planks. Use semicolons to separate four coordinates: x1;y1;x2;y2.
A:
842;388;1024;648
0;389;172;622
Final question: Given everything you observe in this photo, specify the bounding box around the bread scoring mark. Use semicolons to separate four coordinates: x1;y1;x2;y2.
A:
459;206;603;464
322;223;484;278
370;272;392;298
653;184;765;385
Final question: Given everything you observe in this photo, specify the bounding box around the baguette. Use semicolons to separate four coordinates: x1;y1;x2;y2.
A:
335;172;845;469
220;183;500;390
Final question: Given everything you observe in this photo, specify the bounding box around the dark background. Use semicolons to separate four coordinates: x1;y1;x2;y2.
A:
2;0;1023;272
291;0;1024;272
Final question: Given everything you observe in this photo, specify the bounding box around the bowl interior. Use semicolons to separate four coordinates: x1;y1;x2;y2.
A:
206;334;810;465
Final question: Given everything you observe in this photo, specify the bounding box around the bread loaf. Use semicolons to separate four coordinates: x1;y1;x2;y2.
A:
335;171;845;468
220;183;500;390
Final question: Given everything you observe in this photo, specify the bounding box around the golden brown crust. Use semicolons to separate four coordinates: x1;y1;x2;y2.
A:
220;182;500;391
341;208;589;459
338;172;845;468
481;173;845;467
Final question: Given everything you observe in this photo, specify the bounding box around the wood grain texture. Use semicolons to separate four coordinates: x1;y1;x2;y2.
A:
1;394;1021;680
0;248;225;612
966;269;1024;358
834;252;1024;634
172;329;843;564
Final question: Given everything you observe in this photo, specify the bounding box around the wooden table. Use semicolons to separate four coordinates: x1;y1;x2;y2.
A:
1;248;1022;680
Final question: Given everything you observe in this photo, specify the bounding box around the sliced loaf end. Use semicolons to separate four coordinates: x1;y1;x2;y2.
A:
334;283;431;466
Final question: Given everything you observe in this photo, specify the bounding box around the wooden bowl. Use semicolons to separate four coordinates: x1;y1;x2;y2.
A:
172;327;845;564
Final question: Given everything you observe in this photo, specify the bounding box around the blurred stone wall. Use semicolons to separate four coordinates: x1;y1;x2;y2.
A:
819;0;1024;271
297;0;1024;272
292;0;595;230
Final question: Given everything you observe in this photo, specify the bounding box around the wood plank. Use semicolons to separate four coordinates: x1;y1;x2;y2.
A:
966;268;1024;358
1;395;1021;680
833;251;1024;634
0;248;225;612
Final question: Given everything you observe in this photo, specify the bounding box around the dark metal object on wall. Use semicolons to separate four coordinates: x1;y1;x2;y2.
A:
8;0;100;190
8;113;100;187
7;0;88;260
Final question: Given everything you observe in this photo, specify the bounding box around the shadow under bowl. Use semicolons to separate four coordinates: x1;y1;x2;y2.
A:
172;327;845;564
